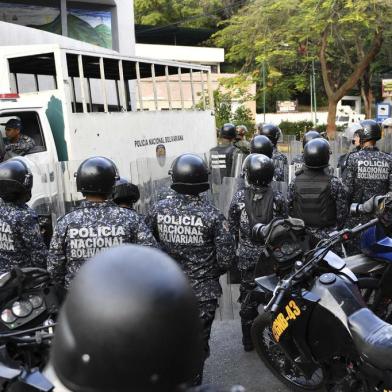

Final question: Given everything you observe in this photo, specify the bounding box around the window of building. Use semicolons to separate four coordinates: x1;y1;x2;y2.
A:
0;1;61;33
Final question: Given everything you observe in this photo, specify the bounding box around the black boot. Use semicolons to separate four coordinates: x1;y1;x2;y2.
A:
241;323;254;352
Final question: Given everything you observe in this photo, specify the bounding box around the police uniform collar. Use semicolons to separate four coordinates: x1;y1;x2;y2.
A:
362;146;379;151
80;199;115;208
1;201;26;208
177;193;201;201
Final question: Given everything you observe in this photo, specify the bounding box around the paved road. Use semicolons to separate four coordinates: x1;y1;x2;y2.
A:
204;320;290;392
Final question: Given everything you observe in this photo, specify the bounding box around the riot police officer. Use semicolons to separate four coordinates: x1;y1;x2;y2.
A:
47;156;157;288
249;135;273;158
257;123;287;181
337;123;362;176
112;177;140;210
288;139;348;246
145;153;235;379
234;125;251;154
48;245;203;391
48;245;245;392
291;130;321;173
228;154;288;351
210;123;237;180
344;120;392;253
0;158;47;272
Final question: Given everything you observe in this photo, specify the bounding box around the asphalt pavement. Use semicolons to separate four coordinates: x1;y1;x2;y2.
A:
204;319;290;392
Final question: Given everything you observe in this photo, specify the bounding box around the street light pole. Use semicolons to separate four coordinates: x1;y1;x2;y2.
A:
262;62;266;123
312;59;317;124
310;73;313;121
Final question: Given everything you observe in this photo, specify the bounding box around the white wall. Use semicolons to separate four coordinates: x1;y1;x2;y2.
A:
0;22;118;54
256;112;328;125
135;43;224;64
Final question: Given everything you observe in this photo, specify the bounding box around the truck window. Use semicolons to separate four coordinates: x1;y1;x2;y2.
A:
8;53;57;94
0;111;46;156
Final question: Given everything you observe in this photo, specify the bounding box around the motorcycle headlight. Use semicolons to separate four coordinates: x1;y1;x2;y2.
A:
1;309;16;324
12;300;33;318
28;295;43;309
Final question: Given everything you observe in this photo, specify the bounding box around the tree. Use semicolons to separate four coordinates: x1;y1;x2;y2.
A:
214;0;392;137
134;0;247;29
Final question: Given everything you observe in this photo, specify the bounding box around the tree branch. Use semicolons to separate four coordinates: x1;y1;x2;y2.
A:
320;28;334;98
335;30;383;101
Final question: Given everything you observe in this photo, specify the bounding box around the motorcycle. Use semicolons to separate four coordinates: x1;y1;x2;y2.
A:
344;196;392;322
0;268;62;391
250;216;392;391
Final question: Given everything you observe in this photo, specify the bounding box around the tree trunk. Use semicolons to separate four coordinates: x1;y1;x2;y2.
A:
326;99;338;138
319;29;383;138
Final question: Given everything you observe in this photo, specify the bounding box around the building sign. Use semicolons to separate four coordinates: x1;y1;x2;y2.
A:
276;100;298;113
382;79;392;98
376;103;391;123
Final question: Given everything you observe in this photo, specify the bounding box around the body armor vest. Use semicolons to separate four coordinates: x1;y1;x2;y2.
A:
292;168;336;227
244;186;274;229
210;144;236;179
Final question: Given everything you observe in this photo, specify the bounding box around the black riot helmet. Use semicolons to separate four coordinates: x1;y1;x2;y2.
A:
0;158;33;202
51;245;203;392
250;135;273;158
258;123;281;146
112;177;140;206
303;138;331;169
302;130;321;148
242;153;274;187
220;123;236;140
75;156;119;195
169;154;210;195
357;119;382;142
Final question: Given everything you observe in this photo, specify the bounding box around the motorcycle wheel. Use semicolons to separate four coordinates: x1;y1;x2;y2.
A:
251;312;324;391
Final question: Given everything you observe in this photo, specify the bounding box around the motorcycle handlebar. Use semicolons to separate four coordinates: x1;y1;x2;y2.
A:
264;287;285;313
350;218;378;235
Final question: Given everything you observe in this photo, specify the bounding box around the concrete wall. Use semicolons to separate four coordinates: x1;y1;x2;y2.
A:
135;43;224;65
0;22;118;55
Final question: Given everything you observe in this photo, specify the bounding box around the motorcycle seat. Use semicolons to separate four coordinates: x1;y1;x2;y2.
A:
348;308;392;371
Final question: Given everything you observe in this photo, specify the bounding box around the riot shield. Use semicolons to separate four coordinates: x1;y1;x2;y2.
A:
272;161;288;197
230;152;246;178
208;151;223;208
217;176;245;218
136;156;177;213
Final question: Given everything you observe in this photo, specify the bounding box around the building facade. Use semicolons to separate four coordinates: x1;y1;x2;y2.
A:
0;0;135;55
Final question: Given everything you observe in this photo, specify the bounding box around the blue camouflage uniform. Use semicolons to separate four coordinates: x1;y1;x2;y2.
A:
228;186;288;329
5;134;36;156
343;146;392;254
291;153;304;174
47;200;157;287
272;147;288;182
0;201;47;273
145;192;236;359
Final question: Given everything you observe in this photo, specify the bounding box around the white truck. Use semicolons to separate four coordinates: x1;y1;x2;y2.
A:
0;44;217;217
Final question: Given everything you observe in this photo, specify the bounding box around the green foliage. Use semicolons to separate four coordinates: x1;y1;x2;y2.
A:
214;0;392;131
231;105;255;134
278;121;314;136
213;89;232;129
278;121;344;137
134;0;245;29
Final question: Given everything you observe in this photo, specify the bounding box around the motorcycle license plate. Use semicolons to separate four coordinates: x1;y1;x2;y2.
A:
272;300;301;342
